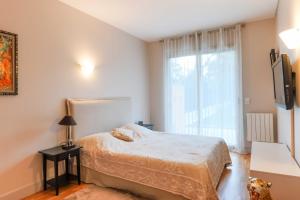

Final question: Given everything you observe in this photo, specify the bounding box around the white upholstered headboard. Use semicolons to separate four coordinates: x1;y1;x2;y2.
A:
66;97;133;140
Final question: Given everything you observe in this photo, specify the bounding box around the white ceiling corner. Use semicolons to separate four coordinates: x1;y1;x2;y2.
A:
59;0;278;42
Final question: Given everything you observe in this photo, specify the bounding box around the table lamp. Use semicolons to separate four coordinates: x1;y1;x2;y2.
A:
58;115;77;150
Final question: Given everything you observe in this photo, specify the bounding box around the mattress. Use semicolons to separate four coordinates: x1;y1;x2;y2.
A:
77;131;231;200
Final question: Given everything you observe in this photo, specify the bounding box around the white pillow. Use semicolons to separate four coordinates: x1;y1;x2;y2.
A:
121;123;153;138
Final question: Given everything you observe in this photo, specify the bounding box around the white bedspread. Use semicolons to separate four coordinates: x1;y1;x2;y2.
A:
77;132;231;200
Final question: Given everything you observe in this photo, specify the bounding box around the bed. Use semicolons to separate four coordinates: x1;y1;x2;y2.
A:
66;98;231;200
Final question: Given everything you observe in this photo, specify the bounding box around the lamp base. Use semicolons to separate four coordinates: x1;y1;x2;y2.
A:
62;144;75;150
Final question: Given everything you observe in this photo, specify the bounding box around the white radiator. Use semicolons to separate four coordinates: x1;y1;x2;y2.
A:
246;113;274;142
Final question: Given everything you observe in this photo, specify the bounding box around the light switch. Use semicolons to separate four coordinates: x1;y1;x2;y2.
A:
244;97;251;105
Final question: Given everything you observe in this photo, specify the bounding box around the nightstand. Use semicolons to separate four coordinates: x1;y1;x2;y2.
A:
137;121;154;130
142;123;154;130
39;146;81;195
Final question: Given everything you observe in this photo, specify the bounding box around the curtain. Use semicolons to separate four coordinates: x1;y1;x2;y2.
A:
163;25;245;153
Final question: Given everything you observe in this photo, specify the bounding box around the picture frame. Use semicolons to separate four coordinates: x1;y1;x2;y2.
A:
0;30;18;95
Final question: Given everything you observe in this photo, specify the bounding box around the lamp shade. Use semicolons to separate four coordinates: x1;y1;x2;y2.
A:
279;28;300;49
58;115;77;126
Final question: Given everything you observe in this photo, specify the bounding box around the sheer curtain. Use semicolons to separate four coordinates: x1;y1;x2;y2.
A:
163;25;245;153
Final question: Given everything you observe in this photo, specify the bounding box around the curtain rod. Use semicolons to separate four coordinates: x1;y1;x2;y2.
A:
159;23;245;43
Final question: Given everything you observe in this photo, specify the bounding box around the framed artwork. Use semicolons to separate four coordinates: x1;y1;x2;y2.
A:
0;30;18;95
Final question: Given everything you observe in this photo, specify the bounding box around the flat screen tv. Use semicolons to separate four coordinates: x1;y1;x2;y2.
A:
271;54;294;110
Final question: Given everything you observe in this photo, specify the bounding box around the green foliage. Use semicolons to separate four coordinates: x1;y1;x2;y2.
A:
0;35;11;62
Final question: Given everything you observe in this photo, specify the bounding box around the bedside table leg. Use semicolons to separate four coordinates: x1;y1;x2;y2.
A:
43;155;47;190
65;157;69;181
76;154;81;184
54;160;59;195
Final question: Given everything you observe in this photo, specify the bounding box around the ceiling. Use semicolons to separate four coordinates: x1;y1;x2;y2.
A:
59;0;278;42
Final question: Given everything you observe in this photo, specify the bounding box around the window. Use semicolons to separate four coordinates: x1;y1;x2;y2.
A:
167;51;238;147
164;26;244;152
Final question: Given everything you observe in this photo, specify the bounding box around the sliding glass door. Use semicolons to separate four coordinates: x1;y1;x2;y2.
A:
164;25;244;151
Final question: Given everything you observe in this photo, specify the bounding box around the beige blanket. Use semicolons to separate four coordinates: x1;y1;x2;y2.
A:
78;132;231;200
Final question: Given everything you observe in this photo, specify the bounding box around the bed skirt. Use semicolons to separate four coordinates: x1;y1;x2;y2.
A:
80;166;188;200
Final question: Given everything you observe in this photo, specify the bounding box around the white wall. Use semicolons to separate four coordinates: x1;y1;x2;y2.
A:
148;42;164;131
148;19;277;138
242;19;276;115
276;0;300;163
0;0;149;199
242;19;277;149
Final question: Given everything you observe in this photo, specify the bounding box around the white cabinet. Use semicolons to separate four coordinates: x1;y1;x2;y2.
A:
250;142;300;200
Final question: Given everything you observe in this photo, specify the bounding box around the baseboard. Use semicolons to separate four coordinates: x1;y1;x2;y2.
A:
0;181;42;200
0;163;66;199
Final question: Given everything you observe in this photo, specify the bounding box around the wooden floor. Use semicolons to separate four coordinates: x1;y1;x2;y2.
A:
217;153;250;200
24;153;250;200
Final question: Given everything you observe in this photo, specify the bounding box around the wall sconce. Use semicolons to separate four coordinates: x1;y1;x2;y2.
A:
279;28;300;49
80;60;95;77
